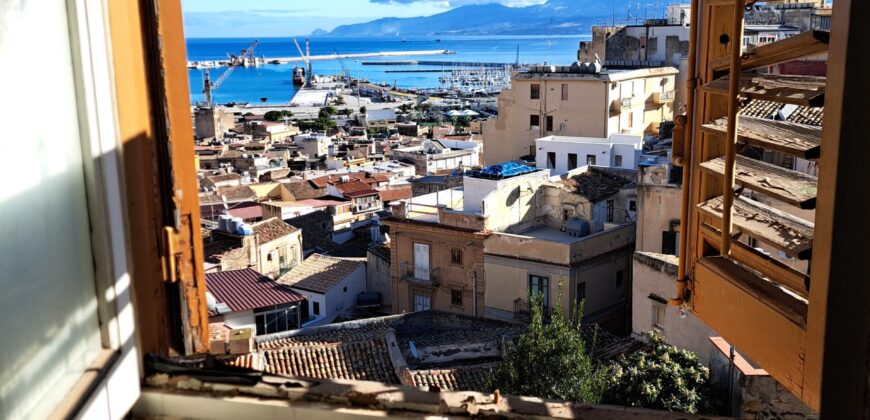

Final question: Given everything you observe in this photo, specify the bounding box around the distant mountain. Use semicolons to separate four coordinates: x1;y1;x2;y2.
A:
324;0;634;36
310;28;329;36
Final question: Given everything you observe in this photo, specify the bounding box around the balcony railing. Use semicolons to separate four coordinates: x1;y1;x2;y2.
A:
513;298;553;322
400;262;440;287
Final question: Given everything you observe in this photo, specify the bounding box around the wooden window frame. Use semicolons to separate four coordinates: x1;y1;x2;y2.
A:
450;247;463;265
530;83;540;100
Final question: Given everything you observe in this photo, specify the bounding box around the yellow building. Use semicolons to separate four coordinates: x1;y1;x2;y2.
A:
481;66;678;165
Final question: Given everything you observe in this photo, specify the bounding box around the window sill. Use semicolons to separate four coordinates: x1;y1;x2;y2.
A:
50;349;119;419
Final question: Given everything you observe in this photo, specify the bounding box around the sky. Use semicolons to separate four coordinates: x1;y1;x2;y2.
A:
181;0;547;38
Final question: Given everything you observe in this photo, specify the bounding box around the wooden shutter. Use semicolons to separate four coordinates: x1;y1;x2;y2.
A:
109;0;208;356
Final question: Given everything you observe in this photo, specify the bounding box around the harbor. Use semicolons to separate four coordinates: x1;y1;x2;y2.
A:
189;49;455;69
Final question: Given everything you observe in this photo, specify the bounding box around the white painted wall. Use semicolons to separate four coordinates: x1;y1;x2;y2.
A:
463;170;550;213
291;264;366;325
534;135;642;175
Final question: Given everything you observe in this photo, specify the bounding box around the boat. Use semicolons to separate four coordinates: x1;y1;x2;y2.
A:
292;66;306;86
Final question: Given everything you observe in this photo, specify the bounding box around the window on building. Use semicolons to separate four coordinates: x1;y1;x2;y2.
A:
568;153;578;170
615;154;623;167
586;154;596;165
414;242;430;281
451;289;463;306
628;111;634;128
652;303;666;330
255;303;300;335
312;301;320;316
546;115;554;132
562;208;571;222
577;282;587;302
561;83;568;100
547;152;556;169
450;248;463;265
629;200;636;211
616;270;624;289
414;294;431;312
662;231;677;255
530;83;540;100
607;199;615;222
528;275;550;307
529;114;540;130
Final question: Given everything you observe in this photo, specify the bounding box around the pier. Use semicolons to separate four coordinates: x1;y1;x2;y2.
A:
362;60;511;68
188;50;453;68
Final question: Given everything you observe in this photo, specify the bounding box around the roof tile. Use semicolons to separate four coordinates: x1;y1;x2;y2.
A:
206;268;305;312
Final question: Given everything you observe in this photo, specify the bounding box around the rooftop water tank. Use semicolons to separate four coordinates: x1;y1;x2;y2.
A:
218;214;232;232
228;217;243;233
236;223;254;236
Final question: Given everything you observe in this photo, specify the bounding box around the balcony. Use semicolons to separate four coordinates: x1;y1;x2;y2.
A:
652;90;675;105
610;97;632;114
513;298;553;322
400;262;440;287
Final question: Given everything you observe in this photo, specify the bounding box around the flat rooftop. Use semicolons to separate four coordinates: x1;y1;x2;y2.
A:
405;187;465;223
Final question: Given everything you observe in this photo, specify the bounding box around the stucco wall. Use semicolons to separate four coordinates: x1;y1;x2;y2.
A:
631;252;719;365
636;180;681;254
366;249;392;308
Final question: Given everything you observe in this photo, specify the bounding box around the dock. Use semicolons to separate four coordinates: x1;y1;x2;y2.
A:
189;50;453;68
362;60;510;68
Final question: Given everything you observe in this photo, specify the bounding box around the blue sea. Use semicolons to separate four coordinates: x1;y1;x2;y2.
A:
186;35;590;105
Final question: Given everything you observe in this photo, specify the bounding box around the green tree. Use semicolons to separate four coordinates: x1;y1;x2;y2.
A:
602;331;722;414
454;115;471;131
264;110;292;122
490;286;607;404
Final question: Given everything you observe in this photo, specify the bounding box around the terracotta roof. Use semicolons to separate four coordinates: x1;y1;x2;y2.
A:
206;269;305;312
261;337;398;383
276;254;363;294
285;210;335;253
739;99;823;127
258;322;391;350
252;218;298;243
207;173;241;183
220;150;243;159
283;180;328;200
201;228;242;263
408;363;497;392
378;186;412;202
343;188;380;199
200;185;257;204
334;179;378;195
560;168;635;202
217;353;258;370
309;172;391;189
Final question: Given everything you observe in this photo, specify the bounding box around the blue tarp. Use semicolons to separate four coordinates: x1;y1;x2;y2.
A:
470;162;536;179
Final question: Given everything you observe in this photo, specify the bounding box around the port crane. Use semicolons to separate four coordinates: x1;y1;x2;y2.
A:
292;37;312;86
202;39;258;105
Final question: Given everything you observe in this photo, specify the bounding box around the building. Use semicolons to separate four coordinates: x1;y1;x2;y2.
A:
200;173;241;191
409;174;463;196
534;134;643;175
365;109;397;130
366;244;392;310
276;254;366;326
202;218;303;279
481;65;678;165
205;268;308;336
635;158;683;255
392;139;480;176
194;106;236;141
480;166;638;335
251;121;299;142
585;20;690;69
294;133;331;159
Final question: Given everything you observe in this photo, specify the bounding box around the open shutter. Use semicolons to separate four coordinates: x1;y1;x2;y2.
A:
109;0;208;356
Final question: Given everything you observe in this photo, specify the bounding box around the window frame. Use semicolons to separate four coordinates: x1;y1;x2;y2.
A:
451;289;463;307
586;154;596;165
528;274;550;307
546;115;554;132
529;114;540;130
530;83;540;100
615;154;623;167
450;247;463;265
41;0;143;417
568;153;578;170
607;199;615;222
561;83;568;101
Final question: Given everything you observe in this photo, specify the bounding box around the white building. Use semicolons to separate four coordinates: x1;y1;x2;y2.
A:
206;268;308;336
294;133;331;159
276;254;366;326
392;139;480;176
534;134;643;176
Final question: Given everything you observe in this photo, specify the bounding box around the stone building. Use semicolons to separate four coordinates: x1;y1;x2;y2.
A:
481;66;677;165
202;218;303;279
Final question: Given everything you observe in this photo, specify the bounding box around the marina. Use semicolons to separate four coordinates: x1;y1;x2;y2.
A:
188;49;454;69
